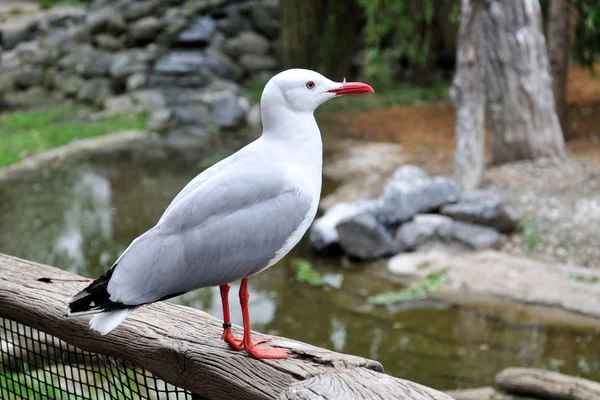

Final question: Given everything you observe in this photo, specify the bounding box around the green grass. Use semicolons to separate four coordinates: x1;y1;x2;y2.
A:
0;106;147;167
245;78;449;113
293;258;326;287
39;0;87;9
368;268;448;305
519;220;544;255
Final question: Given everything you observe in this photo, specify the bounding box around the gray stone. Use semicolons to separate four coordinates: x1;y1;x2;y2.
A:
444;221;503;249
77;78;112;106
154;50;206;75
396;214;454;251
53;74;85;96
104;95;134;112
42;26;91;49
13;65;44;89
126;73;148;91
2;24;38;50
310;200;379;255
336;212;399;260
106;14;127;34
130;89;167;112
176;16;216;45
440;190;522;233
224;31;270;58
57;46;113;78
124;0;163;21
146;109;176;133
376;167;461;226
85;7;112;34
239;54;277;72
15;42;52;66
390;165;429;182
95;34;126;51
110;51;149;79
249;2;278;39
173;105;212;126
205;49;244;81
211;97;245;129
130;17;163;41
46;6;86;26
216;12;252;36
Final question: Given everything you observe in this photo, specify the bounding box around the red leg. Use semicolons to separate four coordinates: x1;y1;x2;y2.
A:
220;283;269;351
239;278;289;359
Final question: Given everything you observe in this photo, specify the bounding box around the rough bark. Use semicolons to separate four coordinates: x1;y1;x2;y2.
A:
547;0;571;133
495;367;600;400
0;253;452;400
451;0;486;190
280;0;361;78
483;0;565;164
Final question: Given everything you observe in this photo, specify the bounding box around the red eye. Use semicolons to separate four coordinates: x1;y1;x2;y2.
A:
306;81;315;89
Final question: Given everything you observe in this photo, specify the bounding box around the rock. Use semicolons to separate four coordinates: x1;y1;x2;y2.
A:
224;31;270;58
376;167;461;226
110;51;149;80
15;42;52;66
444;221;503;249
126;73;147;91
146;109;176;133
211;97;245;129
42;26;91;49
216;12;252;36
104;95;134;112
95;33;126;51
205;49;244;81
440;190;522;233
85;7;112;34
336;212;399;260
396;214;454;251
239;54;277;72
2;24;37;50
13;65;45;89
106;14;127;34
130;90;167;112
154;50;206;75
77;78;112;106
46;6;86;26
124;0;163;21
173;105;212;126
390;165;429;182
57;45;113;78
53;74;85;96
388;249;453;276
130;17;163;42
310;200;379;255
249;2;279;39
246;104;261;127
177;16;216;46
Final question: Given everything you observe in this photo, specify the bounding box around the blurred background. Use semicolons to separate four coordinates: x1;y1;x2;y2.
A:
1;0;600;397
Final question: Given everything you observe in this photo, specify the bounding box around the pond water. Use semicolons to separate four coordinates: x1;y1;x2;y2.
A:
1;146;600;391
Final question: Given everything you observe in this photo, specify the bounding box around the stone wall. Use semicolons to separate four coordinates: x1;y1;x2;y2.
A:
0;0;279;142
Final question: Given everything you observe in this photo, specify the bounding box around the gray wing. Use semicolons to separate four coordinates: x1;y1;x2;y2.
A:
107;166;312;305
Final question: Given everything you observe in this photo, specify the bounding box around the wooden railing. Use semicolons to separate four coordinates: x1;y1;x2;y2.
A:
0;253;454;400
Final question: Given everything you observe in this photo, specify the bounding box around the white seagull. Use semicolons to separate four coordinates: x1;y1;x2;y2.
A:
66;68;374;359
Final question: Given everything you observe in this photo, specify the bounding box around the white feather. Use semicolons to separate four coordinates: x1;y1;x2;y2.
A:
89;309;134;335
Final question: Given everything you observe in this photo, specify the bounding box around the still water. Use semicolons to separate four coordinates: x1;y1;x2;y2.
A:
1;153;600;391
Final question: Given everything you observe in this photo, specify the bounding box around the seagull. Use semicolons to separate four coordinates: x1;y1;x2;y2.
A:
66;69;374;359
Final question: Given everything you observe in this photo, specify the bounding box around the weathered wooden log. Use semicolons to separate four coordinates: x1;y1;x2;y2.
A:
0;253;454;400
446;386;535;400
495;367;600;400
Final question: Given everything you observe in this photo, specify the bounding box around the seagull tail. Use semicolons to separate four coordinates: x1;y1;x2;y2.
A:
89;309;135;335
65;265;136;334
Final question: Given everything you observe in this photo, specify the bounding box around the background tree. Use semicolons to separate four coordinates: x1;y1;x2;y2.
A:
547;0;572;132
451;0;486;190
280;0;362;79
483;0;565;164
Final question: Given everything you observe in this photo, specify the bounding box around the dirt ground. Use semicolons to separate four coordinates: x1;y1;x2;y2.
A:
321;65;600;267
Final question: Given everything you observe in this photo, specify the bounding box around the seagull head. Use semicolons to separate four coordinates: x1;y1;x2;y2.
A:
261;68;374;114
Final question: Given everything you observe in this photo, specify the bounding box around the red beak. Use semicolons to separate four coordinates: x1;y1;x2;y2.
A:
328;82;374;96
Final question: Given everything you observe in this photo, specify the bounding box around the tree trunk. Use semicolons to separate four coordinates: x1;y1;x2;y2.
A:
280;0;361;78
451;0;486;190
547;0;571;133
483;0;565;164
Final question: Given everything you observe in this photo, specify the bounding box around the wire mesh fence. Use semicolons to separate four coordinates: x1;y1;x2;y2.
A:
0;317;195;400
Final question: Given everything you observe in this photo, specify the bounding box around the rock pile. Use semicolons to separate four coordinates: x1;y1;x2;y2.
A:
0;0;279;142
310;166;522;260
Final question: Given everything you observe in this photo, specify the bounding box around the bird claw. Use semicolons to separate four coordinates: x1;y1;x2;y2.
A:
245;346;291;359
221;328;270;351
